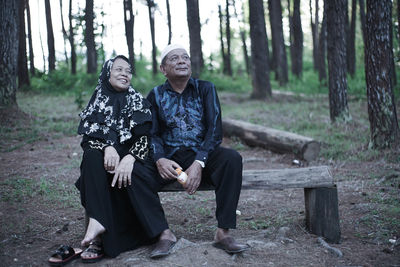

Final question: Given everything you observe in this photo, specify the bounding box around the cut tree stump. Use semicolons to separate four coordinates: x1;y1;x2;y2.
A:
222;118;320;161
161;165;341;243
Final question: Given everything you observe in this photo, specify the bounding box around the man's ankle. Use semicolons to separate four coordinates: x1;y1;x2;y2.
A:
215;228;230;241
159;229;176;242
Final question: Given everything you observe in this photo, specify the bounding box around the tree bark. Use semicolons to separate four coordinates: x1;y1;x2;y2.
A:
310;0;319;70
225;0;232;76
318;3;327;82
218;5;227;75
44;0;56;72
147;0;157;76
0;1;18;107
389;19;397;86
291;0;303;77
186;0;204;78
233;0;250;75
249;0;271;99
26;0;35;76
68;0;76;74
166;0;172;44
326;0;349;122
124;0;135;72
18;0;30;88
85;0;97;74
359;0;366;44
268;0;289;85
347;0;356;76
59;0;69;66
365;0;400;148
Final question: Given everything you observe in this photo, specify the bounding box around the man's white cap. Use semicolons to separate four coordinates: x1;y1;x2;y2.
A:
160;44;188;63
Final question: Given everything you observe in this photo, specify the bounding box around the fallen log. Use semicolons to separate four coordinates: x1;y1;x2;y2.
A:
222;118;320;161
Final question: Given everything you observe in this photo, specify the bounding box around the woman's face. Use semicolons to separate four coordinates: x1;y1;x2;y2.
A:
109;58;132;92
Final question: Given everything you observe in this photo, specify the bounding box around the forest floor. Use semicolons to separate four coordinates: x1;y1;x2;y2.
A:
0;92;399;267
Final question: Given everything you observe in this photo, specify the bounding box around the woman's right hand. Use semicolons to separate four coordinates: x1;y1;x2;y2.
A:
104;146;120;173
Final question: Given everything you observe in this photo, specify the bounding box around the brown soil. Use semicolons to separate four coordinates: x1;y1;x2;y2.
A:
0;110;399;267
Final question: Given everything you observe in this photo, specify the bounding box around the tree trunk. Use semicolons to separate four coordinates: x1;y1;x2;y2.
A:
147;0;157;76
268;0;289;85
359;0;366;44
389;20;397;86
0;1;18;107
59;0;69;66
166;0;172;44
218;5;227;75
225;0;232;76
365;0;400;148
310;0;319;70
38;9;46;72
85;0;97;74
186;0;204;78
234;0;250;75
123;0;135;72
249;0;271;99
68;0;76;74
318;6;327;83
291;0;303;77
347;0;356;76
44;0;56;72
326;0;349;122
26;0;35;76
18;0;30;88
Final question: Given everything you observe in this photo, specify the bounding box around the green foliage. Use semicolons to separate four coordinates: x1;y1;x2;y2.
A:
29;66;97;96
131;60;166;94
200;70;252;93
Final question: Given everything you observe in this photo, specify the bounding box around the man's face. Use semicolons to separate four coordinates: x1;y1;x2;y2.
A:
160;49;192;80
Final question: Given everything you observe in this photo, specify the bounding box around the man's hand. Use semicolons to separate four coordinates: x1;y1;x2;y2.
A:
104;146;120;172
156;158;182;180
184;161;202;195
111;154;135;188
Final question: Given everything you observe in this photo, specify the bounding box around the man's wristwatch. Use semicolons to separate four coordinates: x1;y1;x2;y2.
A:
195;160;205;168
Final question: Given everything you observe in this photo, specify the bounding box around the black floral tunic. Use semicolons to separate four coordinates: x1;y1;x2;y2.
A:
78;57;152;161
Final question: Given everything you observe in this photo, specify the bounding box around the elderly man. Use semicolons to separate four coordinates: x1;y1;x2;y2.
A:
147;44;248;258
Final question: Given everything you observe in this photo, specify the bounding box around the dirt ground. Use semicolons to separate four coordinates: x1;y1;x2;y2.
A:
0;110;399;266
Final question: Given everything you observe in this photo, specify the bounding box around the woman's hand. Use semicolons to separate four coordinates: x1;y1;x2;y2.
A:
184;161;202;195
156;158;182;180
111;154;135;188
104;146;120;173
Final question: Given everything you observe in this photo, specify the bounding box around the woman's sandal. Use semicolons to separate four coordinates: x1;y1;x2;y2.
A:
81;240;104;264
48;245;82;266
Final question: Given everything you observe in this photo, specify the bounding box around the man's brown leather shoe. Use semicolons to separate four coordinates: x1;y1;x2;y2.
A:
150;239;176;259
213;237;249;254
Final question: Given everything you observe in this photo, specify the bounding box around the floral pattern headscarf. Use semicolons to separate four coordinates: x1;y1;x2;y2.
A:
78;55;152;145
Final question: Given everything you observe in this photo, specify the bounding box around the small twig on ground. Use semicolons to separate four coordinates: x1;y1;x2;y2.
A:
317;237;343;257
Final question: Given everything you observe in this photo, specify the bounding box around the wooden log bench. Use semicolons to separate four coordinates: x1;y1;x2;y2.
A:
161;165;341;244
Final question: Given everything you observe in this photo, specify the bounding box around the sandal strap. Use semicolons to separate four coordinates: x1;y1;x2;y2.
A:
89;240;102;247
84;247;103;255
51;245;74;260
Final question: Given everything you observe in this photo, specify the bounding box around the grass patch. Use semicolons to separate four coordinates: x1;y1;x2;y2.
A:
0;176;80;209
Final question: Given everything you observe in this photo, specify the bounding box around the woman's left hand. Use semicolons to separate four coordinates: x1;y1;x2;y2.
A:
111;154;136;188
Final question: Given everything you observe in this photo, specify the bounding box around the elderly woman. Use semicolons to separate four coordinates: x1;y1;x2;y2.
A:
74;55;171;263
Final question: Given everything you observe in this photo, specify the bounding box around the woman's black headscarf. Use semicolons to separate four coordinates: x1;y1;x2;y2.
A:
78;55;152;145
